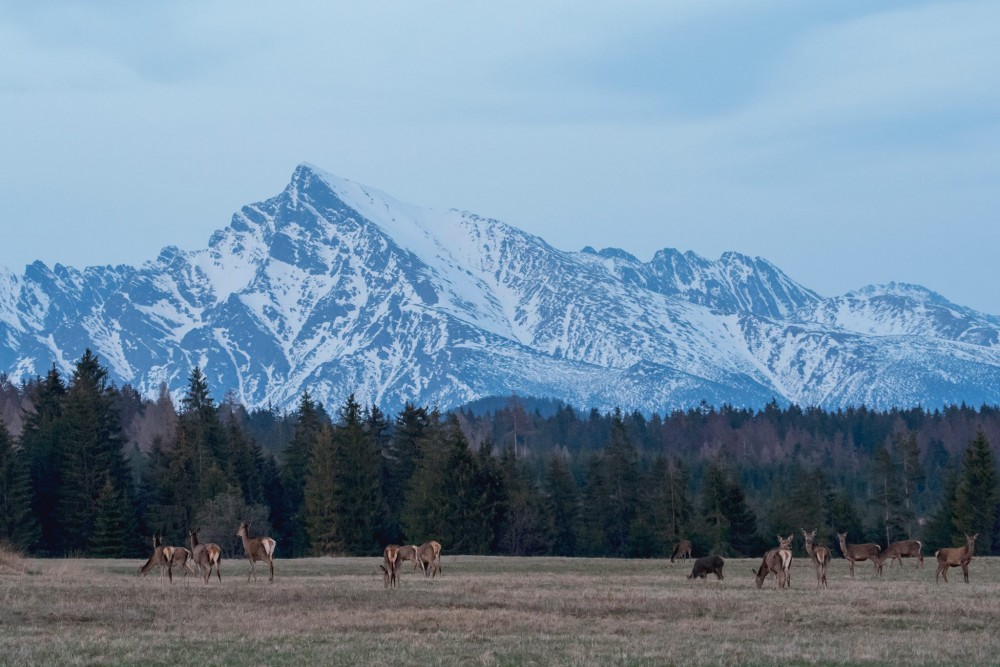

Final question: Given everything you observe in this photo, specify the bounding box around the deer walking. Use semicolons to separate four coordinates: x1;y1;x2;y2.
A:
189;528;223;583
935;533;978;583
670;539;693;563
236;521;277;583
837;532;880;578
416;540;442;578
801;529;830;589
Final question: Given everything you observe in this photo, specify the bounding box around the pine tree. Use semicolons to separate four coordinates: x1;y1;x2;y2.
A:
20;366;67;554
303;424;340;554
59;350;135;554
282;391;324;555
177;367;226;506
385;403;430;543
0;419;39;549
90;477;131;558
333;395;383;555
543;451;580;556
951;430;999;552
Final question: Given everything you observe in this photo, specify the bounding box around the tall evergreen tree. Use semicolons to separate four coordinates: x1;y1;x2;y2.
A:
303;424;340;555
281;391;324;555
951;430;999;553
0;419;39;549
59;350;135;554
90;476;132;557
385;403;430;543
543;451;580;556
176;367;227;508
333;395;383;555
20;366;67;554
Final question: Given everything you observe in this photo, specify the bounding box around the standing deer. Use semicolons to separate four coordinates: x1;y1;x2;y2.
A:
416;540;441;578
398;544;420;572
236;521;277;583
876;539;923;575
801;529;830;589
687;555;725;580
137;533;168;578
189;528;223;583
163;544;197;582
670;539;693;563
935;533;978;583
837;532;880;578
382;544;400;588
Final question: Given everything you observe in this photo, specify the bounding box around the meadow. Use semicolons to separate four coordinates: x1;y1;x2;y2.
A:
1;550;998;666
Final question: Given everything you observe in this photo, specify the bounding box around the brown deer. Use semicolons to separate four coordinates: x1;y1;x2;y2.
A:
837;532;880;578
236;521;277;583
188;529;222;583
935;533;978;583
137;533;168;578
670;539;693;563
398;544;420;572
753;548;792;589
382;544;400;588
416;540;441;578
776;534;794;587
876;539;923;575
163;544;197;582
801;529;830;589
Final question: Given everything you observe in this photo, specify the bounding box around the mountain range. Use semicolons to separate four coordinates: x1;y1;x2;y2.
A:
2;163;999;414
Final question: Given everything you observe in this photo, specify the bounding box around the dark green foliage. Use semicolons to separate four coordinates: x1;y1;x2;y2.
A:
90;477;132;558
20;366;67;554
543;451;580;556
697;461;760;557
0;419;39;549
951;431;998;546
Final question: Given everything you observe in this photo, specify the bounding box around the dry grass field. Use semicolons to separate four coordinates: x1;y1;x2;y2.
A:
1;550;999;666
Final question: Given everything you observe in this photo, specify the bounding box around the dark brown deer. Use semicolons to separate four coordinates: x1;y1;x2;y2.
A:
935;533;978;583
876;539;923;575
670;539;693;563
189;528;222;583
801;529;830;589
382;544;400;588
416;540;441;578
137;533;168;578
236;521;277;583
837;532;880;578
687;555;725;580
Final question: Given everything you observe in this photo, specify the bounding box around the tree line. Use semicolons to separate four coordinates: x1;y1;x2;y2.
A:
0;351;998;560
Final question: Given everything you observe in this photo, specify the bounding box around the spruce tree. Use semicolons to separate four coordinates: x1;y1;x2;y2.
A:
20;366;67;554
282;391;323;555
951;430;999;552
543;451;580;556
90;477;131;557
333;395;382;555
385;403;430;543
177;367;226;506
303;425;340;554
0;419;39;549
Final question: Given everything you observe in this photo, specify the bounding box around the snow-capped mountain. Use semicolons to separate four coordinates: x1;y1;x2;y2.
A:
2;163;999;414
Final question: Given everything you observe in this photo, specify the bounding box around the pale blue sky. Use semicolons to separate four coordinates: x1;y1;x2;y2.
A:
2;1;998;313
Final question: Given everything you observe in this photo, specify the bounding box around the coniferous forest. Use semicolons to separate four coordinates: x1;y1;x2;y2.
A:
1;350;999;561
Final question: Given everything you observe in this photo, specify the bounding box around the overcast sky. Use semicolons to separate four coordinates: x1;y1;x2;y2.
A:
2;1;998;314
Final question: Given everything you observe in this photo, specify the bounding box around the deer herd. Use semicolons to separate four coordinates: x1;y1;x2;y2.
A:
681;530;980;589
138;523;443;589
138;522;979;590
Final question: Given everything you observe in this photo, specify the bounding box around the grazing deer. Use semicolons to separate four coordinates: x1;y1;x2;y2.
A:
382;545;400;589
670;539;693;563
236;521;277;583
876;539;923;575
687;555;725;580
398;544;420;572
753;548;791;589
837;532;880;578
935;533;978;584
163;545;197;582
801;529;830;589
416;540;442;578
137;533;168;578
189;528;223;584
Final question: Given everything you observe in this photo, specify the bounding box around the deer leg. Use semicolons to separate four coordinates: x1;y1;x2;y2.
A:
962;563;969;584
268;558;274;583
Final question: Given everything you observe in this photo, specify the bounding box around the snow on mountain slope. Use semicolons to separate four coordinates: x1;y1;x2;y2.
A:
1;163;999;413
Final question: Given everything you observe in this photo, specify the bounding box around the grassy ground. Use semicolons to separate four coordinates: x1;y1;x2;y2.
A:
1;553;998;666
